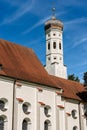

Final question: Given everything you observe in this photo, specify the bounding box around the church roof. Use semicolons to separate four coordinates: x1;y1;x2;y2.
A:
45;19;63;27
50;75;85;101
0;39;85;101
0;39;60;88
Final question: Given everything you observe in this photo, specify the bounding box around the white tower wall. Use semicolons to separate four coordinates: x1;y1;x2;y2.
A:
45;18;67;79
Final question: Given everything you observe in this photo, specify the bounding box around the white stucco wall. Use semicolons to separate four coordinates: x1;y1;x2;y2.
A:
65;100;80;130
14;82;37;130
0;77;14;130
0;77;87;130
38;88;57;130
45;63;67;79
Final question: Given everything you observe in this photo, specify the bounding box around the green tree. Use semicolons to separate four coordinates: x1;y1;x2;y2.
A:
83;72;87;86
68;74;80;82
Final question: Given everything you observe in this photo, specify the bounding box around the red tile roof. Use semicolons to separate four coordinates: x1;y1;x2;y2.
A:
0;39;60;88
0;39;85;101
50;75;85;100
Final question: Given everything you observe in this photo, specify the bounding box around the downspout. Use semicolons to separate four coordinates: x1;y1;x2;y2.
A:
79;102;82;130
12;79;16;130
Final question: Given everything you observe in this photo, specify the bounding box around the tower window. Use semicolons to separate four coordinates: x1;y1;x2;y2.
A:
53;42;56;49
48;34;50;37
54;57;57;60
59;42;61;50
48;57;50;60
53;33;56;36
48;42;50;50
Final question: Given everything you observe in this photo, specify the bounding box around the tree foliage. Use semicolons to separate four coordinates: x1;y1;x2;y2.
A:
83;72;87;86
68;74;80;82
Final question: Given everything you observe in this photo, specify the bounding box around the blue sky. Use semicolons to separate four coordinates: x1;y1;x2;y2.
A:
0;0;87;82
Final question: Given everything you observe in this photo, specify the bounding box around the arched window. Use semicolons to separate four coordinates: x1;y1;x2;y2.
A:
22;119;27;130
59;42;61;50
22;102;31;114
72;110;77;119
0;117;4;130
53;42;56;49
44;105;51;117
48;42;50;50
48;34;50;37
44;120;51;130
73;126;78;130
0;101;5;110
48;57;50;61
53;33;56;36
22;118;31;130
0;98;8;111
0;116;7;130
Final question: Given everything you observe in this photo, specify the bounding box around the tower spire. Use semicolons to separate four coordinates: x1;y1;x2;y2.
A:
52;7;56;20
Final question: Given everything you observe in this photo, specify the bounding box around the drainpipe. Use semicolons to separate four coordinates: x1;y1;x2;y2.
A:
79;102;82;130
12;79;16;130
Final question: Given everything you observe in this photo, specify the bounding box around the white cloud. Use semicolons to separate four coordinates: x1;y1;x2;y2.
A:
75;61;87;68
64;17;87;48
0;0;34;25
65;17;87;25
68;60;87;70
72;36;87;48
23;15;51;34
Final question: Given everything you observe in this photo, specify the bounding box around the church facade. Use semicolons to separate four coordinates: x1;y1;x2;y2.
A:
0;15;87;130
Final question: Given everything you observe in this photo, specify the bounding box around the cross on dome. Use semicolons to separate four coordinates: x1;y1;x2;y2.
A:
52;7;56;20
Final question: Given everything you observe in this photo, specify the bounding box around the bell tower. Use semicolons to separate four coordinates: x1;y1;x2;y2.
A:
45;8;67;79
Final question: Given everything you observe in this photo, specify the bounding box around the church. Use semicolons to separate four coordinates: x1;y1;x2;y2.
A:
0;11;87;130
